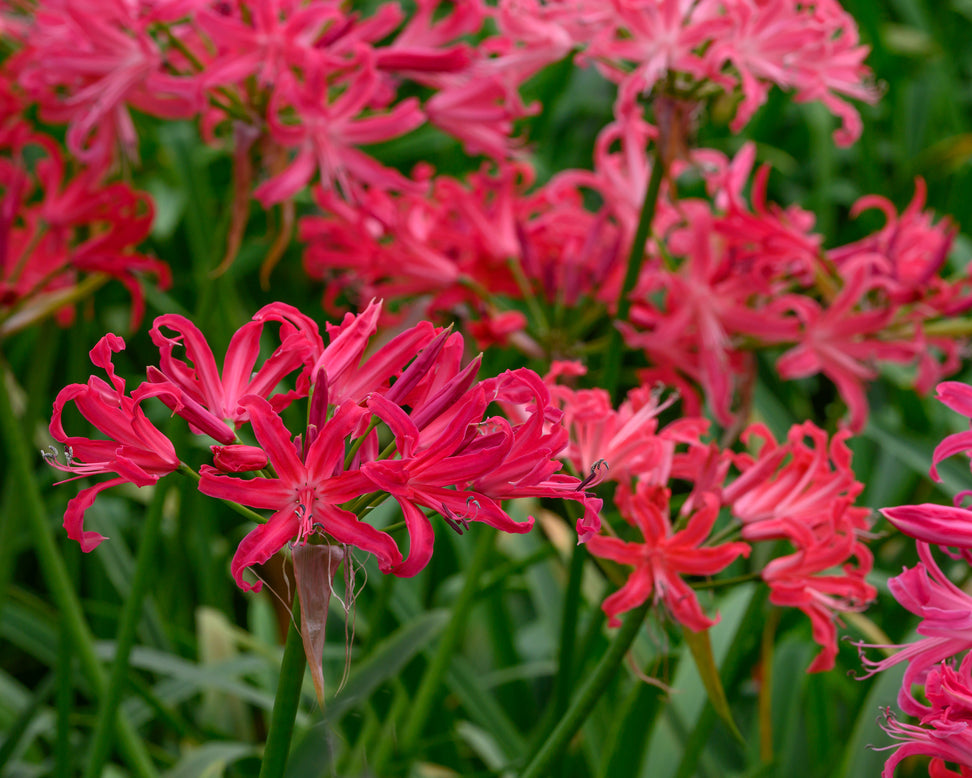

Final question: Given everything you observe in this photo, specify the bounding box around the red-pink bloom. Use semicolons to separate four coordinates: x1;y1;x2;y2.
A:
859;543;972;718
879;651;972;777
147;302;323;443
361;387;535;576
1;123;168;332
830;179;960;307
723;421;868;542
587;482;749;630
775;263;912;433
761;515;875;672
199;394;401;591
546;362;707;485
13;0;198;164
47;334;179;552
254;56;424;205
474;368;604;540
623;199;798;425
882;381;972;558
725;421;874;671
195;0;342;88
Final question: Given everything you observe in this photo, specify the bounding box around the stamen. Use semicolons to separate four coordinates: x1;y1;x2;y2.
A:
442;504;469;535
577;459;609;490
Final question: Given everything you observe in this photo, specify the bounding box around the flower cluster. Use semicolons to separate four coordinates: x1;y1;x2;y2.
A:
547;364;875;671
47;301;601;589
860;381;972;775
0;84;168;335
302;119;970;431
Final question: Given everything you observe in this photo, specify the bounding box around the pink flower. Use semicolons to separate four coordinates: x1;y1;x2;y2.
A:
47;334;180;552
547;364;707;486
198;394;401;591
254;54;424;205
724;421;874;671
860;543;972;718
1;124;169;332
724;421;868;542
587;482;749;630
879;652;972;776
761;515;875;672
881;381;972;557
775;263;910;433
147;302;323;443
14;0;198;164
361;387;535;576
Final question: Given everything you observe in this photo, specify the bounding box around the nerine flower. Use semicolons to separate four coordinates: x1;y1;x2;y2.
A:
198;394;401;591
859;542;972;718
882;381;972;558
587;481;749;631
51;302;600;589
47;334;180;551
879;652;972;777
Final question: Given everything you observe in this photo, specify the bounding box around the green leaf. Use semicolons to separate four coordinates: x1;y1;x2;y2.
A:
683;627;745;744
164;743;257;778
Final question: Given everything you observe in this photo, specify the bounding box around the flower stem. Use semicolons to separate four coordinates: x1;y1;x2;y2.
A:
602;146;665;402
376;529;495;770
0;365;157;778
520;599;652;778
259;599;306;778
83;481;171;778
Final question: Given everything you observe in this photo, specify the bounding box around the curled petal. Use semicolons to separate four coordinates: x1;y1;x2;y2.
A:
230;508;300;592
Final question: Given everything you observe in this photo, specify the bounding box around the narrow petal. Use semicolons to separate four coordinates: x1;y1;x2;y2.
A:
391;498;435;578
64;478;125;552
238;395;305;486
230;508;300;591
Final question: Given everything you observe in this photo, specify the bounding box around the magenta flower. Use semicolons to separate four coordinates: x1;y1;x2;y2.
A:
761;515;875;673
199;395;401;591
47;334;179;552
147;302;322;443
859;543;972;718
723;421;868;542
587;482;749;631
361;388;534;576
255;55;424;205
882;381;972;557
13;0;198;165
879;652;972;777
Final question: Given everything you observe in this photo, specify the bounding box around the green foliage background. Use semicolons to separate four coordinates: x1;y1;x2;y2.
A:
3;2;972;776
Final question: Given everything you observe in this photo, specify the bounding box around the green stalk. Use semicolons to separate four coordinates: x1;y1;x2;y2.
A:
83;482;171;778
548;541;587;777
376;530;495;770
0;366;157;778
520;599;652;778
258;599;306;778
55;544;78;778
602;146;665;402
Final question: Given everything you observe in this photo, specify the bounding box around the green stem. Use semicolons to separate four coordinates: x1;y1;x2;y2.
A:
602;146;665;402
83;482;171;778
0;366;157;778
553;543;586;718
259;599;306;778
520;599;652;778
178;463;269;525
380;530;495;768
